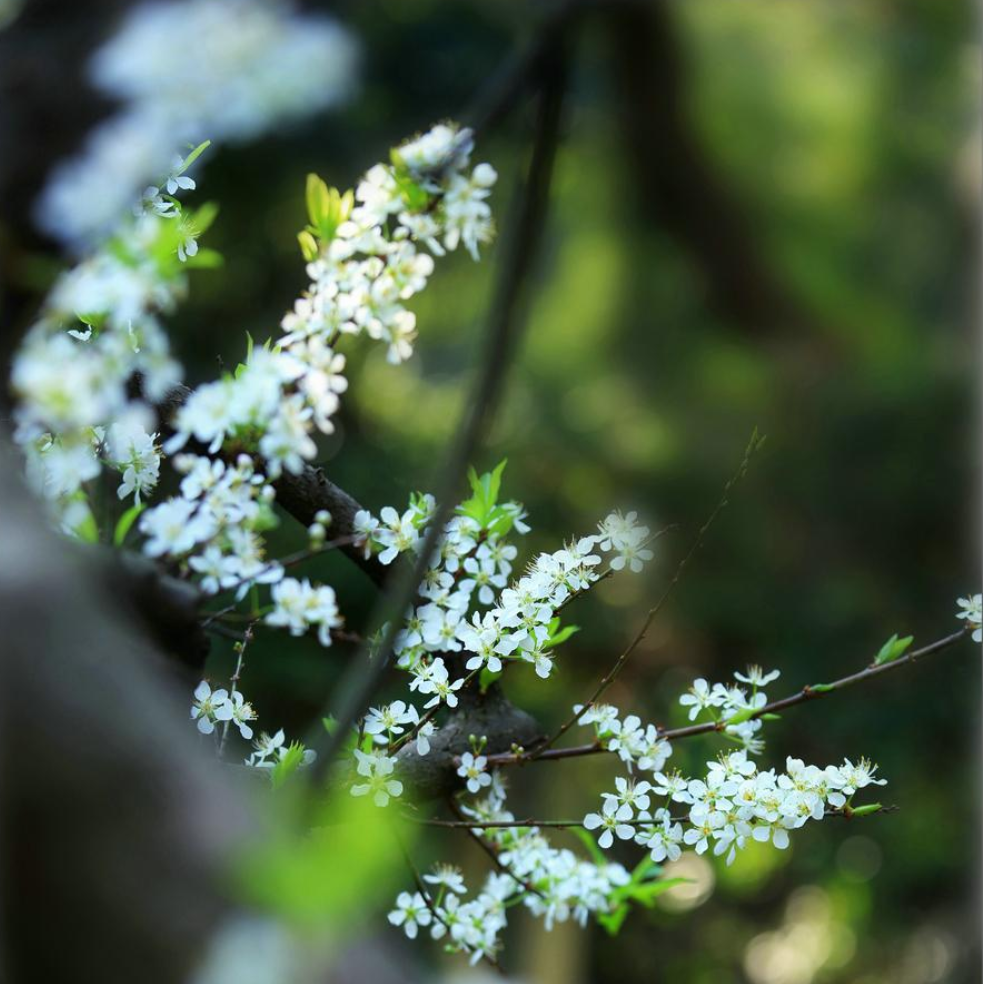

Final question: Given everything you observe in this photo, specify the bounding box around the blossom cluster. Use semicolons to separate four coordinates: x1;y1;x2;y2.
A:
11;226;188;532
389;776;635;965
677;664;783;752
387;654;889;960
139;453;283;596
586;748;886;868
265;578;342;647
355;502;652;695
246;729;317;771
10;141;221;540
190;680;257;738
12;82;947;966
191;681;315;771
340;491;654;818
167;123;498;482
37;0;357;245
15;0;358;538
575;703;673;773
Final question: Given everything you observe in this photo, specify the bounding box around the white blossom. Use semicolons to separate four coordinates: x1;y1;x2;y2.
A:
457;752;492;794
190;680;232;735
957;594;982;642
351;749;403;807
387;892;432;940
583;801;635;850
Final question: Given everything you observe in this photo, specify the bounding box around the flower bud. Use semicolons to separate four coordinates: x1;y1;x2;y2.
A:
472;162;497;188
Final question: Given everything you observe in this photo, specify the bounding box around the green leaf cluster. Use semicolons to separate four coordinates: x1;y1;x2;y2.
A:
300;174;353;259
270;741;310;789
571;830;688;935
543;616;580;651
873;633;914;666
457;460;516;536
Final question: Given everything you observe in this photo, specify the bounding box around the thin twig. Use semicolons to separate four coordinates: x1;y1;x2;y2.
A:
203;534;361;604
394;829;504;974
403;804;893;830
530;431;765;758
484;626;971;767
203;622;245;642
447;797;545;899
219;623;254;756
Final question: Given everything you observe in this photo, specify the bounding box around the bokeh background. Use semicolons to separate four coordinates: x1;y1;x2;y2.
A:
1;2;980;983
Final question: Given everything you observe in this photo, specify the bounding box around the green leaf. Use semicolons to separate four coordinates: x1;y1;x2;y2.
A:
306;173;330;227
544;620;580;650
628;853;661;884
629;877;689;903
810;683;835;693
270;742;307;789
723;706;759;727
190;201;219;235
485;505;516;537
850;803;883;817
597;879;689;936
298;230;319;261
184;247;223;269
113;502;146;546
486;459;507;505
303;175;353;243
479;667;502;693
75;510;100;544
874;633;913;666
390;167;430;212
570;827;608;867
457;460;508;526
597;904;631;935
251;503;280;533
322;716;338;734
180;139;211;172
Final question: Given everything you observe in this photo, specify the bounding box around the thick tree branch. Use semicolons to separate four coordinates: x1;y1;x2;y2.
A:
394;685;541;799
97;549;211;677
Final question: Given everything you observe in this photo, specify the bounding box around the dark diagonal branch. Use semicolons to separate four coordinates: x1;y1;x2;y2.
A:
309;42;570;781
447;797;545;899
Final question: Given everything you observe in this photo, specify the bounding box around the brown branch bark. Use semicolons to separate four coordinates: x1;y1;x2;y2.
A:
394;685;541;800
